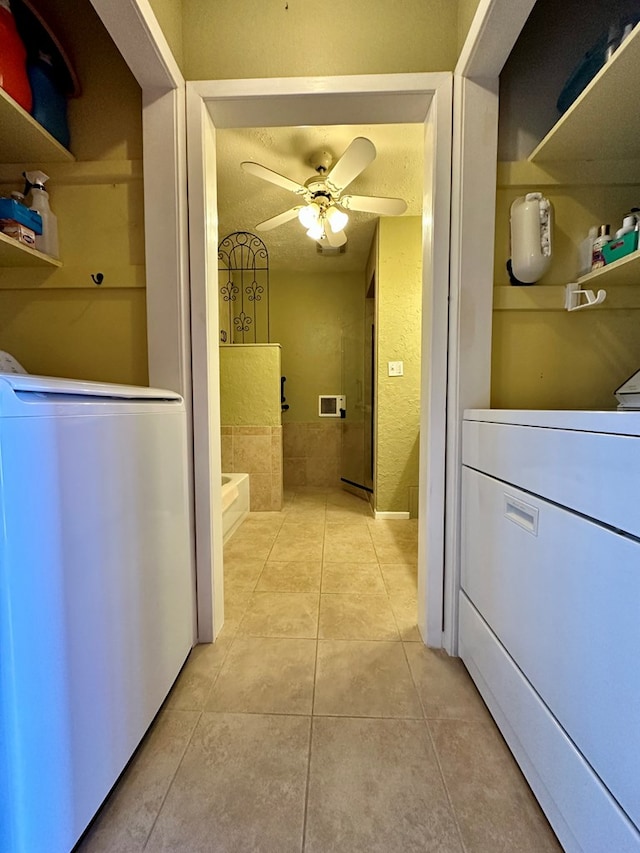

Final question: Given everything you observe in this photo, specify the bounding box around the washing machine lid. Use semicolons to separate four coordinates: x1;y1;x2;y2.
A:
0;373;182;417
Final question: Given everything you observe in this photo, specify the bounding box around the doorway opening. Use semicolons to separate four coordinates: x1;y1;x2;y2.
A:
215;122;425;636
186;74;453;648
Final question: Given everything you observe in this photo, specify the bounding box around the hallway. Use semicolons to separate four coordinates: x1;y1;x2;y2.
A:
78;488;560;852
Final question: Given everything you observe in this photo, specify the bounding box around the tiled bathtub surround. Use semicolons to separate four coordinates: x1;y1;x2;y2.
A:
283;421;341;488
221;425;283;511
78;488;561;853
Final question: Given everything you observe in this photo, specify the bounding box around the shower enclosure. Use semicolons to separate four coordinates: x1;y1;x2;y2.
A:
340;311;374;497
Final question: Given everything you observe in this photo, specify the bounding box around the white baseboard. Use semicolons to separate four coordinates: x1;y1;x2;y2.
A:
373;511;411;520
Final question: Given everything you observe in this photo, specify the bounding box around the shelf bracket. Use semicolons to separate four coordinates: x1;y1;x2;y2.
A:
564;282;607;312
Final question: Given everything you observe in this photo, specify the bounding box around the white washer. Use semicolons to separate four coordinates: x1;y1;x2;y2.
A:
0;374;194;853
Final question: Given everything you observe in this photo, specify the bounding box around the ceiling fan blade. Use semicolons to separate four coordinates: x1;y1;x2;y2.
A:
340;195;408;216
325;228;347;248
325;137;376;194
255;206;302;231
241;161;307;195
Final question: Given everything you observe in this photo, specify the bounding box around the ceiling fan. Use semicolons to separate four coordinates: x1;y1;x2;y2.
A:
241;137;408;248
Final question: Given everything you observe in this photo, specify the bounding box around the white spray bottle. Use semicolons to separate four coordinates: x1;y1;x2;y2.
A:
23;171;59;258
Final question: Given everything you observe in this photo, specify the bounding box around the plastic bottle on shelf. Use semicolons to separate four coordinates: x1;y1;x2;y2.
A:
578;225;598;277
605;22;621;61
615;214;638;239
591;224;611;270
0;0;32;113
27;50;70;149
23;171;59;258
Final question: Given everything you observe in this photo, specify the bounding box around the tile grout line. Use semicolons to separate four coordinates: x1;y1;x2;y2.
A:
141;708;204;851
301;635;321;850
300;495;325;853
300;714;314;853
311;711;426;720
422;716;470;853
376;537;406;642
200;645;232;708
400;639;470;853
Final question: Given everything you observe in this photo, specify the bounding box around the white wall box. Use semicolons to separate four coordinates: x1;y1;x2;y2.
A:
460;409;640;853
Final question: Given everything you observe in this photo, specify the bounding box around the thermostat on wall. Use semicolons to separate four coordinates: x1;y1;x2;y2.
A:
319;395;346;418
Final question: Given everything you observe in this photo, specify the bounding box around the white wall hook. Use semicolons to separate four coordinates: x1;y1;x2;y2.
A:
564;282;607;312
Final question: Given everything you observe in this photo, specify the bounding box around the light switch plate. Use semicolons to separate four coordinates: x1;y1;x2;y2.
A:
388;360;404;376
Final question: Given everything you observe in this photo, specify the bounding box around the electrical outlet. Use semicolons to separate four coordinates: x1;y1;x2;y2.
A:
388;360;404;376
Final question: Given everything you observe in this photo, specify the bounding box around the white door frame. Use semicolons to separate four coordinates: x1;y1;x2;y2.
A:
442;0;538;652
186;74;452;646
89;0;538;654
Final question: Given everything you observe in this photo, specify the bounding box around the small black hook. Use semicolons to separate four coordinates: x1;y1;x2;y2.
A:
91;273;104;285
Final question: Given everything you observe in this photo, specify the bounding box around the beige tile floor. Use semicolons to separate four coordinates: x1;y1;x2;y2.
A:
77;488;562;853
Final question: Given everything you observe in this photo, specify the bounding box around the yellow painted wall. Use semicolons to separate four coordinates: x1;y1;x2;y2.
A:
270;271;364;423
457;0;481;52
147;0;184;70
0;0;146;387
492;165;640;409
0;287;148;384
376;217;422;513
219;345;282;426
182;0;459;79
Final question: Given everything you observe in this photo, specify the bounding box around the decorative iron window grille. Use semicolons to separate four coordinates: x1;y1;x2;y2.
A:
218;231;270;343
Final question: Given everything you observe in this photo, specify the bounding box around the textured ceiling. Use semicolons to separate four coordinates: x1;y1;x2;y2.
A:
215;124;425;273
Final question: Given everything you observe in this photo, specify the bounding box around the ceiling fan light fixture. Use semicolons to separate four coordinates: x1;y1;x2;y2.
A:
325;205;348;233
298;202;320;229
306;221;325;241
243;136;408;250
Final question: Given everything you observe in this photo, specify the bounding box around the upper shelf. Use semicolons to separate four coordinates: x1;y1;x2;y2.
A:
577;247;640;287
0;87;74;164
0;231;61;268
529;23;640;163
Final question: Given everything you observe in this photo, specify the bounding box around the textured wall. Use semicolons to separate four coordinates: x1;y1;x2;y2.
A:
182;0;459;79
270;271;364;424
219;345;282;426
147;0;184;70
457;0;481;52
375;217;423;514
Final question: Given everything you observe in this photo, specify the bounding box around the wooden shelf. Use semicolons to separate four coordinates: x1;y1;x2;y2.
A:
578;249;640;287
0;88;74;164
0;232;61;267
529;23;640;163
